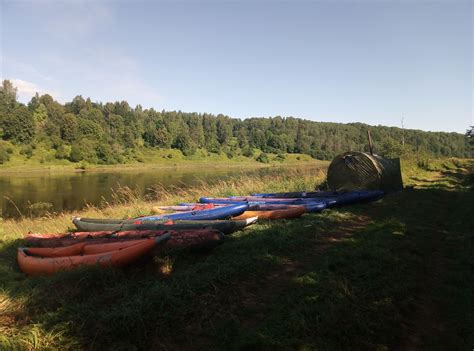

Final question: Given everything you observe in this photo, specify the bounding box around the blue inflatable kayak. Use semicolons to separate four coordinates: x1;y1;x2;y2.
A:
182;201;328;213
199;196;335;207
138;203;249;221
252;190;383;199
302;202;327;213
250;190;384;206
252;190;340;198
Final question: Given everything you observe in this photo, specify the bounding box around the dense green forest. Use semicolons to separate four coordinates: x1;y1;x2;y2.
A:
0;80;471;165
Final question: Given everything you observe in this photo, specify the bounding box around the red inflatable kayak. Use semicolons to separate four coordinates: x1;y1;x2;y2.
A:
25;229;225;249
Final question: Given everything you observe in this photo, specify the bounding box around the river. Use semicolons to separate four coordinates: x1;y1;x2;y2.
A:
0;165;323;219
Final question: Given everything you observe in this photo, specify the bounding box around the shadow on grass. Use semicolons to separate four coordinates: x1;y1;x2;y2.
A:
1;173;472;350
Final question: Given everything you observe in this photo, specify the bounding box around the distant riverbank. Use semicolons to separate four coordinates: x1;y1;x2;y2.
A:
0;149;326;175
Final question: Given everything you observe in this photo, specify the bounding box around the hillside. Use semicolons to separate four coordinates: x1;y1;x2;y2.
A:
0;79;470;167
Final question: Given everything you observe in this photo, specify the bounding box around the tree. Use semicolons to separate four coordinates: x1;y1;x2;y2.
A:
144;125;172;148
379;138;403;158
70;139;98;163
39;94;65;139
108;114;125;140
267;134;286;153
122;120;141;148
96;142;118;164
0;79;470;165
294;123;314;154
28;93;41;111
0;80;17;107
216;116;232;145
466;126;473;156
59;113;79;142
249;129;266;150
55;144;72;159
32;103;48;134
78;119;104;140
1;105;35;144
80;107;104;123
69;95;87;114
188;116;205;147
173;132;195;156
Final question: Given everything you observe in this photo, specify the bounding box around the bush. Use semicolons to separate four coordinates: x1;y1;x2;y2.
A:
20;145;34;159
0;143;11;164
242;147;254;158
70;139;99;163
274;153;286;162
55;144;72;159
173;133;196;156
96;143;119;164
75;161;88;170
256;152;270;163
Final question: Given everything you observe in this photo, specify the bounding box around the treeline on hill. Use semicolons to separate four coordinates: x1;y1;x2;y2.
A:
0;80;471;165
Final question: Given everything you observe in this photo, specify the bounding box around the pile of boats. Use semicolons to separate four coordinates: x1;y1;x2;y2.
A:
18;190;384;276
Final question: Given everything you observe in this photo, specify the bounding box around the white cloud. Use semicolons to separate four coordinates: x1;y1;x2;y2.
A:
8;78;60;101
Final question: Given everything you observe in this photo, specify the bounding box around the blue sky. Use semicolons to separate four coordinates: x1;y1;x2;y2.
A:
1;0;472;133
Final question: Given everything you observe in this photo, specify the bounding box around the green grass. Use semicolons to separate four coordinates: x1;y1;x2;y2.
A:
0;158;472;350
0;143;320;174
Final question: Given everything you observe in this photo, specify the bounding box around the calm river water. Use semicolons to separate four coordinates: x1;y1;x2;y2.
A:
0;165;323;219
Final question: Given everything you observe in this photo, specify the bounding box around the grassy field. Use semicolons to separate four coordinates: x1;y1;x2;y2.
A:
0;158;473;350
0;147;318;174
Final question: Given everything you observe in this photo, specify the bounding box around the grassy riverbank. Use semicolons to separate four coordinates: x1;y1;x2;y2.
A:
1;158;472;350
0;148;319;174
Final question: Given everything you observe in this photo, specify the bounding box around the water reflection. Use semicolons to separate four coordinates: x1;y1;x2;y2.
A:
0;165;322;219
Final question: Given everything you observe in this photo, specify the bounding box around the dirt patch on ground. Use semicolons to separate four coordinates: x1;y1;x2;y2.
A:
318;215;372;241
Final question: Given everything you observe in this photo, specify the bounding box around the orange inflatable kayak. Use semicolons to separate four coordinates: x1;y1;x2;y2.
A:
18;234;170;276
233;206;305;220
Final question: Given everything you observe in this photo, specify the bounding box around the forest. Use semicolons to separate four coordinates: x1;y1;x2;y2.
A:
0;80;471;165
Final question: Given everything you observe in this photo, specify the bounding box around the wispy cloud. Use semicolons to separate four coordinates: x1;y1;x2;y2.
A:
2;1;161;107
8;78;60;101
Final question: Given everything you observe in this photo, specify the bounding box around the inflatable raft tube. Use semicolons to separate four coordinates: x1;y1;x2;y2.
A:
25;229;226;249
72;217;258;234
233;206;305;220
18;234;170;276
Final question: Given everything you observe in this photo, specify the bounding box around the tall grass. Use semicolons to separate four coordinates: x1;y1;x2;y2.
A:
401;157;473;190
1;158;472;350
1;168;326;240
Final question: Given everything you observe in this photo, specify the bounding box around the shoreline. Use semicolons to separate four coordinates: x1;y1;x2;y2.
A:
0;161;329;220
0;159;329;175
2;167;326;228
